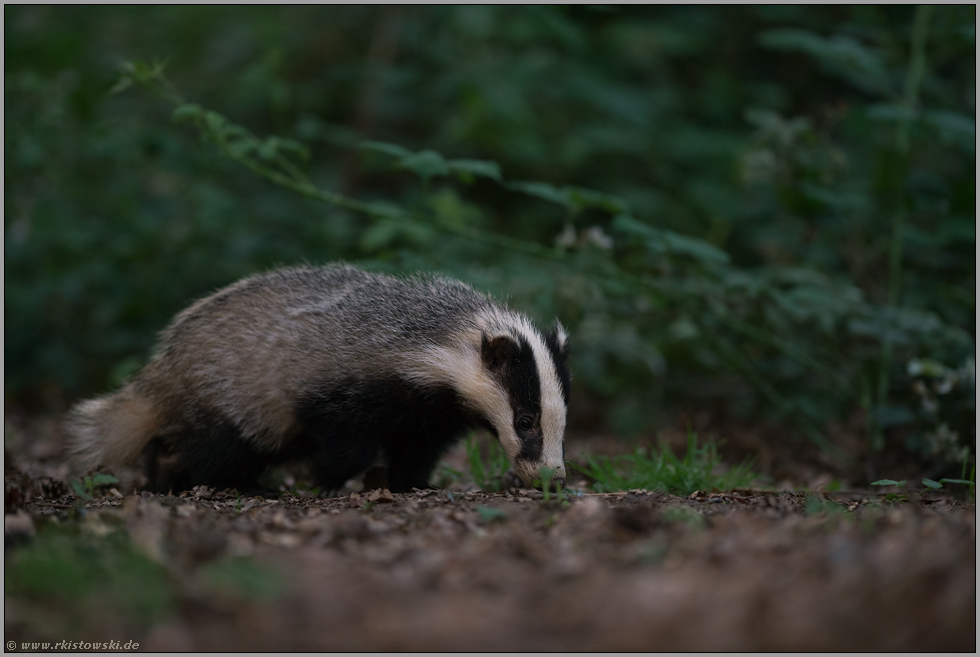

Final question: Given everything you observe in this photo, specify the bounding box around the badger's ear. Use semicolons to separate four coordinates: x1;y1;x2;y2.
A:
545;320;570;363
481;333;519;372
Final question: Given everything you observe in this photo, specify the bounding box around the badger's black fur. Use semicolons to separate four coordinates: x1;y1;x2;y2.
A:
66;264;570;493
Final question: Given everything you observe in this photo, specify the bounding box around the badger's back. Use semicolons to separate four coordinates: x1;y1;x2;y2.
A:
146;266;492;440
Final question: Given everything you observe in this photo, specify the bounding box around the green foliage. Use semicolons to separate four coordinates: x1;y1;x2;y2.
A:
661;505;706;530
870;479;908;487
536;467;565;503
475;505;508;523
5;522;288;638
872;475;975;493
899;357;975;464
464;433;511;492
5;7;974;474
70;473;120;502
574;430;759;496
871;465;975;501
199;557;288;601
432;464;464;489
5;529;175;629
805;495;848;517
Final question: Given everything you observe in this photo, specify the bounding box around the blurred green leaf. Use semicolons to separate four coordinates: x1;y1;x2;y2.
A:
398;149;450;181
507;181;572;208
758;28;893;96
447;158;503;182
613;215;730;264
359;140;412;158
938;478;974;487
172;103;204;123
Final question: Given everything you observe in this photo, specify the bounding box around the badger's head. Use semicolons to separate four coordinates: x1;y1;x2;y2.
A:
479;319;570;490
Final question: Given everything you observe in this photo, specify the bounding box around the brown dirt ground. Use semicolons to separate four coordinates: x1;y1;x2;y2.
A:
3;416;977;652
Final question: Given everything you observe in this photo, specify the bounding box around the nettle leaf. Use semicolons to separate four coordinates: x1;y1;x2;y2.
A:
223;124;254;143
116;58;169;88
203;110;228;135
866;103;917;122
660;233;728;263
90;473;120;487
363;200;407;221
845;305;950;345
358;143;499;184
476;506;507;522
507;181;572;208
257;137;309;161
71;480;89;498
398;149;449;181
922;110;976;152
109;75;134;95
867;106;975;152
257;139;278;161
447;159;502;183
766;267;832;287
613;215;730;264
508;182;630;214
172;103;204;123
921;478;943;490
358;140;412;159
360;220;401;253
567;187;630;214
870;404;915;428
907;358;948;378
800;183;872;215
225;136;258;159
745;109;814;144
758;28;893;96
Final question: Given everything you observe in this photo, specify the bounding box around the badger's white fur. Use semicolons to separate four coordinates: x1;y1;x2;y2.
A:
66;264;570;493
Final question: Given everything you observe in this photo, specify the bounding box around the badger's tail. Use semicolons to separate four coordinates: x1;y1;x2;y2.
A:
65;385;161;474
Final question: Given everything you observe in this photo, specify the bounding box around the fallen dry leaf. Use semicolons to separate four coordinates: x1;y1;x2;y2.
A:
366;488;396;504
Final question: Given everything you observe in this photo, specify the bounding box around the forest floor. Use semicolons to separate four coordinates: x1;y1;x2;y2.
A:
4;416;976;652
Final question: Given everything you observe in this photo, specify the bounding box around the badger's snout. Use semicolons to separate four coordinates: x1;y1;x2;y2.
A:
525;467;565;492
512;461;567;492
537;476;565;493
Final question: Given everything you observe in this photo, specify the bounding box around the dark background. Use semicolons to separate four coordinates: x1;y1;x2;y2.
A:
4;6;975;477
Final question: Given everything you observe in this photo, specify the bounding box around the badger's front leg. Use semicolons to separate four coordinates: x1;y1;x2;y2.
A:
381;384;473;493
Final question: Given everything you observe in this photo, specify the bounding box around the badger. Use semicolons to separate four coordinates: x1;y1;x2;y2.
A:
66;264;570;494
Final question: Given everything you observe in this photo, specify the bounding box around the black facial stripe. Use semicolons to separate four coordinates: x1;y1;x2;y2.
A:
501;337;540;413
520;435;543;462
492;336;545;462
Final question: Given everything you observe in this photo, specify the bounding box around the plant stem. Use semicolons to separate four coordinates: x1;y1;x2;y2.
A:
872;4;932;452
706;334;851;463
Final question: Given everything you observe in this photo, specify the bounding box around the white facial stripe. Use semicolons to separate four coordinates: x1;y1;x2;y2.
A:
402;342;522;461
506;316;567;477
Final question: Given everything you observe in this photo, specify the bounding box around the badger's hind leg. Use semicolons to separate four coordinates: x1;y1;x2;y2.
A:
145;413;273;494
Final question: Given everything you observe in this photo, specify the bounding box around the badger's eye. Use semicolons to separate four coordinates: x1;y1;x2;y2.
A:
517;416;533;431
